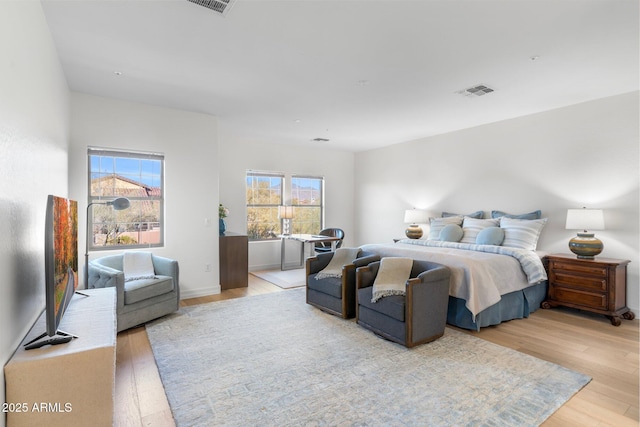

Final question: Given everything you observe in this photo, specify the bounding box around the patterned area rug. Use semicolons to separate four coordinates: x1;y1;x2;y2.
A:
146;288;590;426
250;268;306;289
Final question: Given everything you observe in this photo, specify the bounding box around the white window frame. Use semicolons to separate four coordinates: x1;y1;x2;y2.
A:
290;174;324;235
87;148;164;250
246;171;284;241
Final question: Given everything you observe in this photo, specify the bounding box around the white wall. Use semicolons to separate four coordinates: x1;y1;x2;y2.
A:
354;91;640;314
0;2;70;425
218;130;355;271
68;93;219;299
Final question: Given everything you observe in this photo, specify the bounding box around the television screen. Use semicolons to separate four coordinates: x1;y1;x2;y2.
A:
44;195;79;337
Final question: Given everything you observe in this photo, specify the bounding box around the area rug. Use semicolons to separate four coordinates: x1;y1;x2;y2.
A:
146;288;590;427
250;268;306;289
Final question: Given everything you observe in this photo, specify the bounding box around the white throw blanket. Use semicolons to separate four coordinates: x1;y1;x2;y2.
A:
123;251;157;282
371;257;413;303
315;248;361;279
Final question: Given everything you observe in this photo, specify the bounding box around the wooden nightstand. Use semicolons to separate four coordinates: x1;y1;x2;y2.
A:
542;253;634;326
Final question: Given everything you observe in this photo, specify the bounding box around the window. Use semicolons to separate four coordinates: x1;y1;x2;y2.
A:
291;175;323;234
246;172;283;240
88;148;164;250
245;171;324;240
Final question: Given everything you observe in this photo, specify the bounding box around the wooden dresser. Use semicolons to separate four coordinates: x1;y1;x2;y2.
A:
543;253;634;325
219;232;248;289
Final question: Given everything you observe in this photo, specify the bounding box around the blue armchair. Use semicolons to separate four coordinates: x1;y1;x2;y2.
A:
88;253;179;332
356;259;450;347
306;250;379;318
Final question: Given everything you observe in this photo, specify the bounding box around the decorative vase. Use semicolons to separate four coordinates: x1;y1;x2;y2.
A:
219;218;226;235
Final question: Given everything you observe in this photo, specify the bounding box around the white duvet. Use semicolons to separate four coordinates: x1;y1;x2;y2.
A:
360;239;548;319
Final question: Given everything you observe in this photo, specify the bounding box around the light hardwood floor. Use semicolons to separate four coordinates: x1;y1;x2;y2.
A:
115;275;639;427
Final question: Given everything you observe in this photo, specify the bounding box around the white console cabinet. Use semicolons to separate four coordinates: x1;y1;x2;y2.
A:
4;288;116;427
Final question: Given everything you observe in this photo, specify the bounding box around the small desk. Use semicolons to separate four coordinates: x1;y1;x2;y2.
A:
279;234;341;270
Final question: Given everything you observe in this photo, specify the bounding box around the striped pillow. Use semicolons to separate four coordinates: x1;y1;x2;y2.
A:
460;218;499;244
500;217;547;250
428;216;463;240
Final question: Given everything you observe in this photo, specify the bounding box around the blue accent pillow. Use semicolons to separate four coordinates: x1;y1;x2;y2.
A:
476;227;505;246
491;210;542;220
439;224;464;242
443;210;484;219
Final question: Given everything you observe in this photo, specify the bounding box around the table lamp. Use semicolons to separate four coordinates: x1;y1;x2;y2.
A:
404;209;429;239
565;207;604;259
278;205;294;235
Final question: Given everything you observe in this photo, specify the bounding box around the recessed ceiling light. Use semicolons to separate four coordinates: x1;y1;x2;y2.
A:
530;55;540;61
114;71;123;76
358;80;371;86
293;119;301;124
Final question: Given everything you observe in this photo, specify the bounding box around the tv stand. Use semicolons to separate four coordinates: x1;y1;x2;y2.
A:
4;288;116;427
23;334;74;350
23;330;77;349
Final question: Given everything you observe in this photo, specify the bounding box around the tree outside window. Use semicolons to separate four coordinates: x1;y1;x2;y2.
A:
245;172;324;240
246;173;283;240
291;175;323;234
88;148;164;250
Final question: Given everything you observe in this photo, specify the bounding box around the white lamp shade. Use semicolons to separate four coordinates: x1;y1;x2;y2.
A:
278;206;294;219
404;209;429;224
566;208;604;231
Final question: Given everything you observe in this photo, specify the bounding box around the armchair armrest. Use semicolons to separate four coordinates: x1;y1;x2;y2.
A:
88;263;124;289
152;255;180;299
345;254;380;296
356;261;380;289
352;254;380;269
306;252;334;275
152;255;179;279
416;266;451;284
88;262;126;310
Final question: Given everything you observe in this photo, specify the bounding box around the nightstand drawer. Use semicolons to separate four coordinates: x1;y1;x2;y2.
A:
551;261;607;278
552;287;607;310
552;272;607;292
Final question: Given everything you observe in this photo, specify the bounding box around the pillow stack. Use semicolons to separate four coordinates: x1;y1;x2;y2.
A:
426;210;546;250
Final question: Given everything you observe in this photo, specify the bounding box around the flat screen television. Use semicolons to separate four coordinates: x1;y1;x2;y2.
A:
24;195;79;349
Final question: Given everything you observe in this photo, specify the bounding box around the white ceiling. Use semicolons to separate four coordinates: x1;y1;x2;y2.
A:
41;0;639;152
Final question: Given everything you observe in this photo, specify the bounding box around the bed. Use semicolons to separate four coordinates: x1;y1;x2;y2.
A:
360;213;549;330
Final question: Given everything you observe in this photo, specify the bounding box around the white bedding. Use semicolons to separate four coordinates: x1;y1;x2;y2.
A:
360;239;548;319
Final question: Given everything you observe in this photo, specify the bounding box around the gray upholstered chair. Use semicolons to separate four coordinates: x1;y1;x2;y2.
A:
306;250;379;318
356;259;450;347
88;253;179;332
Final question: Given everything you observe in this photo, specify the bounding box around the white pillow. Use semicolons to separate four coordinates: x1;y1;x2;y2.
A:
500;217;547;250
123;251;156;282
460;218;499;244
428;216;463;240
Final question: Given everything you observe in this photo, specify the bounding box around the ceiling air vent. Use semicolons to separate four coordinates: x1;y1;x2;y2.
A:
186;0;236;16
457;84;495;97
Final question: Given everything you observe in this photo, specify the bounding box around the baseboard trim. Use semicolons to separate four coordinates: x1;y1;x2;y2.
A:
180;284;221;300
249;263;280;272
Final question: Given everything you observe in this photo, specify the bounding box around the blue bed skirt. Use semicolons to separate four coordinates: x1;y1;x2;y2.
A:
447;281;548;331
